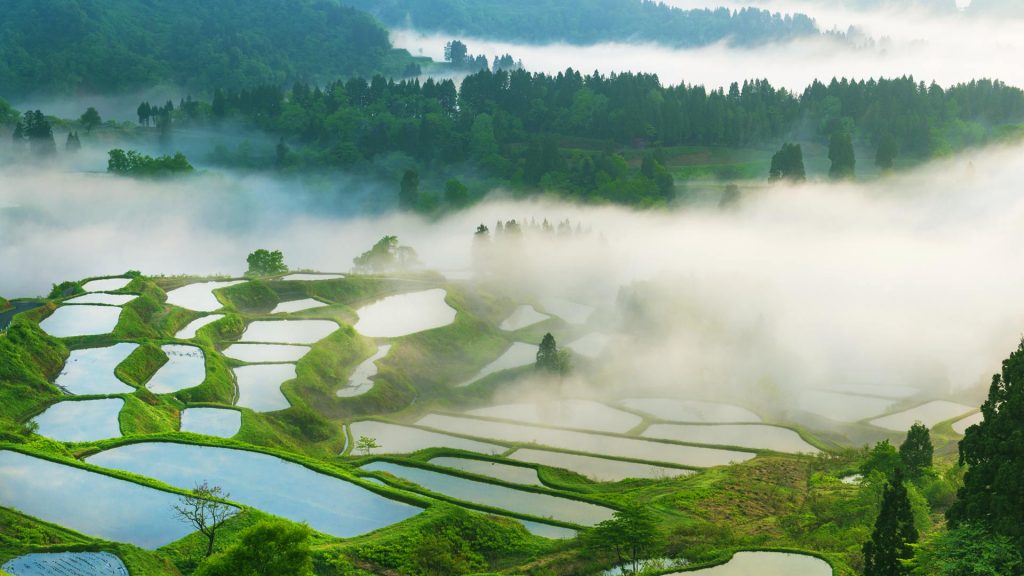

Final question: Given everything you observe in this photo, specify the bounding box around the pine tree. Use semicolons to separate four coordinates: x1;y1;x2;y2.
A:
899;423;933;480
948;339;1024;550
863;468;918;576
769;143;805;181
829;131;856;180
536;333;560;373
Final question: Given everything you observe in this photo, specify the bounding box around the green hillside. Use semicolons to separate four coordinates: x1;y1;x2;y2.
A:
0;0;421;99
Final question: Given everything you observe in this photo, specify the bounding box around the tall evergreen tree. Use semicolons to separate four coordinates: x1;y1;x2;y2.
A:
769;143;806;181
536;333;560;373
399;169;420;210
948;339;1024;550
829;131;856;180
875;134;899;170
864;468;919;576
899;423;933;480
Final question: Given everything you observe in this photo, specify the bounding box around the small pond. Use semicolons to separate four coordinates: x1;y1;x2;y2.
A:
164;280;243;312
620;398;761;423
33;399;124;442
663;551;832;576
146;345;206;394
418;414;755;468
0;450;193;549
642;424;820;454
500;305;550;331
81;278;131;292
509;449;692;483
362;462;613;526
952;412;983;435
241;319;338;344
354;289;456;338
39;305;121;338
175;314;224;339
271;298;327;314
88;442;421;538
64;293;136;306
870;400;975;431
337;345;391;397
180;408;241;438
457;342;538;387
234;364;295;412
348;421;505;455
2;551;128;576
223;343;310;363
429;456;542;486
466;399;642;434
56;343;137;395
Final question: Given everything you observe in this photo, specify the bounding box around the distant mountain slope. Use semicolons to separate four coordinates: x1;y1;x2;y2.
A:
342;0;819;47
0;0;418;99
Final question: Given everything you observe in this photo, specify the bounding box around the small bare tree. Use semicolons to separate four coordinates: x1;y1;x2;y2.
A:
172;481;239;557
356;435;381;456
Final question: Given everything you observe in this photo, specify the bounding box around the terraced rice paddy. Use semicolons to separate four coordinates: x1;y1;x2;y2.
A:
337;345;390;397
457;342;538;387
619;398;761;423
642;424;819;453
417;414;755;468
222;343;310;363
39;305;121;337
64;292;135;306
348;421;505;455
240;319;338;344
465;399;642;434
55;343;137;395
500;305;550;331
146;345;206;394
81;278;131;292
663;551;832;575
362;461;613;526
32;399;124;442
869;400;975;431
234;364;295;412
2;552;128;576
271;298;327;314
509;449;693;482
952;412;983;435
174;314;224;339
354;289;456;337
164;280;243;312
179;407;242;438
428;456;542;486
0;451;193;548
88;443;421;537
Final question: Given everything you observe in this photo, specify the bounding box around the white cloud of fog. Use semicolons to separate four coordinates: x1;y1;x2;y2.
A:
394;2;1024;91
3;142;1024;409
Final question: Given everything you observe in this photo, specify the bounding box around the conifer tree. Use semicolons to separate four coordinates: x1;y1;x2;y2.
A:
864;468;918;576
536;333;560;373
899;423;933;480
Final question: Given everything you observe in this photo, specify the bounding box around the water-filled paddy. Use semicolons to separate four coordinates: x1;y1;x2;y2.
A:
81;278;131;292
348;421;505;455
466;399;642;434
284;273;345;281
39;305;121;337
88;442;421;537
65;293;135;306
146;345;206;394
566;333;612;358
0;451;193;548
241;319;338;344
271;298;327;314
337;345;391;397
827;384;918;399
518;519;577;539
952;412;983;435
354;289;456;337
869;400;975;431
539;298;594;325
222;343;310;363
663;551;832;575
33;399;124;442
418;414;755;468
429;456;542;486
457;342;538;387
620;398;761;423
2;552;128;576
509;449;693;482
180;407;241;438
643;424;819;454
797;390;896;423
174;314;224;339
234;364;295;412
55;343;137;395
500;305;550;331
164;280;243;312
362;462;613;526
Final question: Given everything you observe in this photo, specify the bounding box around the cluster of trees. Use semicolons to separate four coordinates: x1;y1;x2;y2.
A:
11;111;56;157
246;249;288;277
106;149;194;176
352;236;420;273
345;0;819;48
151;70;1023;205
442;40;522;73
0;0;419;99
536;333;571;376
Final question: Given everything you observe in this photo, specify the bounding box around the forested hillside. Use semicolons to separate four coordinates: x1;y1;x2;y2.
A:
343;0;819;47
0;0;420;100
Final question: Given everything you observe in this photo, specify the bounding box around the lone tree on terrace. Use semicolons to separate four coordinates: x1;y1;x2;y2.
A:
173;481;239;557
246;249;287;277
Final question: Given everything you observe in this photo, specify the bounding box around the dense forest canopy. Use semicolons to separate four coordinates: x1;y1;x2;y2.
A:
343;0;819;47
0;0;420;100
